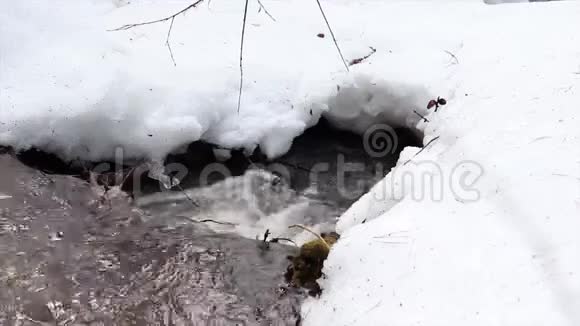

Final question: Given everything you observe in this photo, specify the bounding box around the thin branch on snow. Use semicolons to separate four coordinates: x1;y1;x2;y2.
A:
372;230;409;239
345;300;383;326
349;46;376;66
166;17;177;66
110;0;343;113
443;49;459;65
110;0;205;31
403;136;440;166
256;0;276;21
372;231;409;244
238;0;250;113
552;173;580;182
110;0;205;66
314;0;349;71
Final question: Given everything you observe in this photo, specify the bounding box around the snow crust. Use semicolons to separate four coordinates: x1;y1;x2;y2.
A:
2;0;580;325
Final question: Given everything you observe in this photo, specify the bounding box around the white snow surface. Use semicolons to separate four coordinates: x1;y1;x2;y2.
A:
2;0;580;325
0;0;432;161
301;1;580;326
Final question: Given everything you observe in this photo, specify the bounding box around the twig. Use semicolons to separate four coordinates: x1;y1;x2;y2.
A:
314;0;349;71
403;136;440;166
443;50;459;65
372;230;409;239
552;173;580;182
349;46;376;66
263;229;271;242
238;0;250;113
344;300;382;326
120;166;137;187
256;0;276;21
173;182;199;207
374;240;408;245
110;0;205;31
270;237;299;247
260;229;272;249
288;224;330;250
110;0;205;66
372;231;409;244
413;110;429;123
194;218;237;226
174;215;237;226
166;17;177;66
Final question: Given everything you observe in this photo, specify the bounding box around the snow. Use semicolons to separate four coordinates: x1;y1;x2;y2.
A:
2;0;580;325
301;1;580;326
0;0;430;162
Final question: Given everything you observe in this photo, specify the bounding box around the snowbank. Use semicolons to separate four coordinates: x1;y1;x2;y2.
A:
0;0;431;162
301;1;580;326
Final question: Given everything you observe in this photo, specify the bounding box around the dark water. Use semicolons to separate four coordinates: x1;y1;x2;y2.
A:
134;121;420;240
0;122;419;325
0;154;300;325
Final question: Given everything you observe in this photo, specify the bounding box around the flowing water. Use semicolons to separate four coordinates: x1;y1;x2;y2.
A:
0;154;301;325
0;122;419;325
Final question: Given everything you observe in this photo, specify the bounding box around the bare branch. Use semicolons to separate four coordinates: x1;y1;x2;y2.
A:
443;49;459;65
256;0;276;22
110;0;205;31
403;136;440;166
173;215;237;226
288;224;330;250
349;46;376;66
166;16;177;66
314;0;349;71
269;237;299;247
194;218;237;226
110;0;205;66
238;0;250;113
413;110;429;123
173;182;199;207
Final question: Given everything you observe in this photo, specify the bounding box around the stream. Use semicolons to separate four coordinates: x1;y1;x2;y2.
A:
0;121;419;325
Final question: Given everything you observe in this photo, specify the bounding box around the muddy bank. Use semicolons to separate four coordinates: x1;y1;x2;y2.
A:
0;153;301;325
